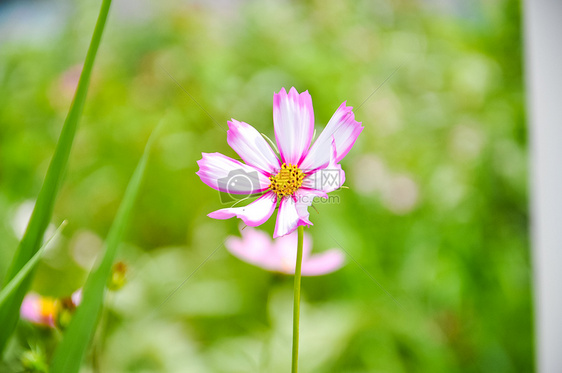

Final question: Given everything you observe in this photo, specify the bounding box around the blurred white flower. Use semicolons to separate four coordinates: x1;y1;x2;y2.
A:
351;154;420;214
70;229;103;270
11;200;57;247
351;154;391;195
449;123;485;162
363;93;403;137
381;174;420;215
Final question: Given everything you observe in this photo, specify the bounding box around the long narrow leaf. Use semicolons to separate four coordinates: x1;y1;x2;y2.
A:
50;126;159;373
0;0;113;355
0;222;67;307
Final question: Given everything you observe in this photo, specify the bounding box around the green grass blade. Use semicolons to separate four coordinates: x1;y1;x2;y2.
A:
0;0;113;355
0;222;67;308
50;126;159;373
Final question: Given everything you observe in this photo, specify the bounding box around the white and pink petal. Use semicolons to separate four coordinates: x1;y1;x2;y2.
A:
208;192;277;226
273;196;309;238
293;188;327;226
300;102;363;171
302;137;346;193
273;87;315;166
196;152;271;194
227;119;280;174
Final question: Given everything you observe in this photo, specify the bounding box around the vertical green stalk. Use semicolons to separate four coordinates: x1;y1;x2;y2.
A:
0;0;112;355
291;226;304;373
50;124;160;373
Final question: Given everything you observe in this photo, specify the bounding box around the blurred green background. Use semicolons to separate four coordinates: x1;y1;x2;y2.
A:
0;0;530;372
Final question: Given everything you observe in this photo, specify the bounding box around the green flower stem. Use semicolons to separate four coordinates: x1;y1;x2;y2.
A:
291;226;304;373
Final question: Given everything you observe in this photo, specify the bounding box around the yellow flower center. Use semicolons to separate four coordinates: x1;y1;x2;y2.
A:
39;298;57;321
269;163;304;198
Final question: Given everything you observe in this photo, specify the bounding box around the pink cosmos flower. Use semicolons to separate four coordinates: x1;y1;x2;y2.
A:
197;87;363;237
20;293;58;328
226;226;345;276
20;290;82;328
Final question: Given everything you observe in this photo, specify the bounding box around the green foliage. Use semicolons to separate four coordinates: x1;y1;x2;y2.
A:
0;0;112;356
0;222;66;309
50;125;158;373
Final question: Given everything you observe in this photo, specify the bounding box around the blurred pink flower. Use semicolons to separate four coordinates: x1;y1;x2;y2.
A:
20;289;82;328
197;87;362;238
48;64;83;110
20;293;57;328
225;226;345;276
71;288;82;305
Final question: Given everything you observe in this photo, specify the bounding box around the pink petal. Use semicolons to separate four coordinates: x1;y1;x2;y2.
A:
273;231;313;274
20;293;55;327
302;137;345;193
227;119;281;174
300;102;363;171
196;152;271;194
301;249;345;276
225;227;281;271
273;87;315;166
208;192;277;226
20;293;41;323
225;226;340;277
72;289;82;306
273;196;309;238
293;188;327;226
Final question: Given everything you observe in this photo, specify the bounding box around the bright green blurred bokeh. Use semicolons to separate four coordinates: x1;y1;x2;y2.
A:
0;0;530;372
